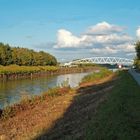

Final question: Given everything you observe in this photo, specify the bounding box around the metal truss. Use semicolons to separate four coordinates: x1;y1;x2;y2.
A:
71;57;134;65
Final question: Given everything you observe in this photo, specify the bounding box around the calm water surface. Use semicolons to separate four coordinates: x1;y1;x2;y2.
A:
0;72;90;108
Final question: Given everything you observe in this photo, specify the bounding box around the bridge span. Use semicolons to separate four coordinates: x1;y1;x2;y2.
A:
63;57;134;66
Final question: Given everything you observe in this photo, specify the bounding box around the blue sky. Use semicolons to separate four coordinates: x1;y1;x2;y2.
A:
0;0;140;61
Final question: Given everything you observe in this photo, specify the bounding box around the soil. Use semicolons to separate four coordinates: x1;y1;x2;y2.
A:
0;73;116;140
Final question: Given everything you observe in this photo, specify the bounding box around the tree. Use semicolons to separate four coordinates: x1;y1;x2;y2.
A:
0;42;57;66
0;43;12;65
135;41;140;69
135;41;140;59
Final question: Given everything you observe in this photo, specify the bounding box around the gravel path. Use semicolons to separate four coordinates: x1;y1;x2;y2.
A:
129;68;140;85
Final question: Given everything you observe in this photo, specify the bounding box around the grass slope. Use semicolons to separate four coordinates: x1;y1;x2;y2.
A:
0;65;58;74
1;70;139;140
81;68;112;84
86;71;140;140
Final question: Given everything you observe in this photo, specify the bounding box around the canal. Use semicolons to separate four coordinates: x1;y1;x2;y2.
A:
0;72;90;108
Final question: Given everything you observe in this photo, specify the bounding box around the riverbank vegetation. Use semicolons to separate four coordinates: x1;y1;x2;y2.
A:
0;65;58;74
0;65;99;81
81;67;113;84
86;71;140;140
0;68;114;139
134;41;140;70
0;69;139;139
0;86;72;120
0;42;57;66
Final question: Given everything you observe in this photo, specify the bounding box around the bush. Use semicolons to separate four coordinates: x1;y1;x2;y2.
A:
134;41;140;70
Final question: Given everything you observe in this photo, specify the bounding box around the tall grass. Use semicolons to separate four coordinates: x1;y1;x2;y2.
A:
81;68;113;84
0;84;72;120
0;65;58;74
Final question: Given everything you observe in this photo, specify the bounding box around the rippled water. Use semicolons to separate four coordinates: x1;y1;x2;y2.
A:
0;72;90;108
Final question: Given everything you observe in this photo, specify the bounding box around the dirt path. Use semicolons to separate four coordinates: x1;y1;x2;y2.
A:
0;74;116;140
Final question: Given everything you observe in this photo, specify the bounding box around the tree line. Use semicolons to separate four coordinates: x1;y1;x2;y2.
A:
0;43;57;66
135;41;140;69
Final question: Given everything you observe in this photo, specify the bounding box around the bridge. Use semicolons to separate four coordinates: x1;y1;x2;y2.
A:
63;57;134;66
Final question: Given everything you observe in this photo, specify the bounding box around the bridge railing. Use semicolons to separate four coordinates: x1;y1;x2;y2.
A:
70;57;134;65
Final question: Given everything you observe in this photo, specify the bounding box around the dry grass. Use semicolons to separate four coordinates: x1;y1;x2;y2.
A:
0;71;115;140
0;65;58;74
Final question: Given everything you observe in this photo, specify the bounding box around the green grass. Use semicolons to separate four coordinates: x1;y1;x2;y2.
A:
81;67;113;84
0;65;58;74
86;71;140;140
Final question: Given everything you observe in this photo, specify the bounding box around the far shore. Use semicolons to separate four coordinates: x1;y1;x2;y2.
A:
0;65;99;81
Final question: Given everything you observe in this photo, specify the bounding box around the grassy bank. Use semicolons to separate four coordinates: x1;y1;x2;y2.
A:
0;65;58;74
86;71;140;140
81;67;113;84
0;86;72;120
0;68;111;120
1;69;139;139
0;65;99;81
0;67;114;139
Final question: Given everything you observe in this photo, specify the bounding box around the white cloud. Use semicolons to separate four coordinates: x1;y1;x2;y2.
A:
91;47;117;55
54;29;82;48
91;43;135;55
86;21;124;35
54;29;93;48
126;52;136;56
115;43;135;53
90;34;132;44
136;27;140;39
54;22;135;57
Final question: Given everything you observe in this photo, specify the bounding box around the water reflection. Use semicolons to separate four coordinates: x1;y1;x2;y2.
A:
0;72;90;108
56;73;88;88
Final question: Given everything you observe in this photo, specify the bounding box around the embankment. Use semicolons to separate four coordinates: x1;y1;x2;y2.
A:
0;65;98;81
0;68;116;140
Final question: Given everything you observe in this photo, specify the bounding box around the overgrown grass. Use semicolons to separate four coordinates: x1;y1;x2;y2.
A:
81;67;113;84
0;85;72;120
0;65;58;74
86;71;140;140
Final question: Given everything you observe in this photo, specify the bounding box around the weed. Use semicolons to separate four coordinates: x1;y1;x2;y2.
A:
81;67;112;84
1;106;15;120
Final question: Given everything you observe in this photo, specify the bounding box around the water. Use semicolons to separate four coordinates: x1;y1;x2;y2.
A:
0;72;90;108
109;68;118;72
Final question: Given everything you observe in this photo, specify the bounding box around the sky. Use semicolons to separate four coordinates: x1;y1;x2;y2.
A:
0;0;140;62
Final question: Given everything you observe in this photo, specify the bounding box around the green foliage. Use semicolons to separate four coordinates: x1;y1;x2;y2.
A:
78;63;97;67
86;71;140;140
81;68;112;84
0;65;58;74
0;42;57;66
135;41;140;59
134;59;140;70
135;41;140;69
0;43;12;65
